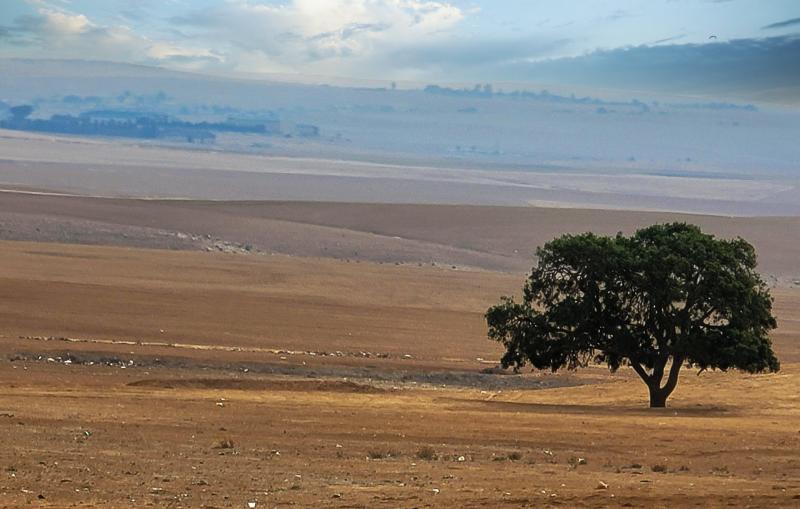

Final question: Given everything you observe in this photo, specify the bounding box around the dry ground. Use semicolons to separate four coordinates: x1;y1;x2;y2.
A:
1;191;799;282
1;241;799;508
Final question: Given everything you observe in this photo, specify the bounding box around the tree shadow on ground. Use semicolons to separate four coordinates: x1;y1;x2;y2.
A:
439;397;737;417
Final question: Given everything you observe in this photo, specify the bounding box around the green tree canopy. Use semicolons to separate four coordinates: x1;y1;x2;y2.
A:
486;223;779;407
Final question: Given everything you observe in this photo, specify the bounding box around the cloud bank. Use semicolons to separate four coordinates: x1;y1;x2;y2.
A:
508;36;800;98
762;17;800;30
2;1;799;100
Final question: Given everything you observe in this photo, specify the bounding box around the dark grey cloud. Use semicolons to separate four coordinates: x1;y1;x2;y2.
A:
157;53;225;65
309;23;390;43
762;17;800;30
0;16;37;45
381;34;800;101
498;35;800;99
8;12;66;35
341;23;390;40
650;34;686;45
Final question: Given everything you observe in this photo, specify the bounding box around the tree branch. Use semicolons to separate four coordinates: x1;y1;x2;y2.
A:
651;354;667;387
630;361;652;384
661;355;684;394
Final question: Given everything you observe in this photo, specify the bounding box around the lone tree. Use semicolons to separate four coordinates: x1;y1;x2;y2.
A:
486;223;779;407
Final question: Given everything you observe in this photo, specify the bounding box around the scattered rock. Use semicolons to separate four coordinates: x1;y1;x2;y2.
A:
596;481;609;490
568;456;587;467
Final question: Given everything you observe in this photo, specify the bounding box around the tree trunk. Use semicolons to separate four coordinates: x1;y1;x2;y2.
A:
648;385;669;408
633;355;684;408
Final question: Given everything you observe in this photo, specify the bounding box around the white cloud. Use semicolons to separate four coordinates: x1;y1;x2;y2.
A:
2;0;466;76
172;0;465;74
36;8;91;35
2;5;222;68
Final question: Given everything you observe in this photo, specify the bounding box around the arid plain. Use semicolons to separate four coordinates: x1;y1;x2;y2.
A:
1;132;800;508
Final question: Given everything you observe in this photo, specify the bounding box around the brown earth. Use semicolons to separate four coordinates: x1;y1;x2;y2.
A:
1;240;799;508
1;191;799;283
126;378;386;394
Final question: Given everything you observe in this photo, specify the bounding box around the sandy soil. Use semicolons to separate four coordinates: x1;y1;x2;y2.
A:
1;241;799;507
0;241;519;363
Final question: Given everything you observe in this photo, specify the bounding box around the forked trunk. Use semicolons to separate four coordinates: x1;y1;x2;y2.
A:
633;355;684;408
648;385;669;408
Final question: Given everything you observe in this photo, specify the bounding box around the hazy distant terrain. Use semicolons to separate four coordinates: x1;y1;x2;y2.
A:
1;129;798;216
2;59;799;185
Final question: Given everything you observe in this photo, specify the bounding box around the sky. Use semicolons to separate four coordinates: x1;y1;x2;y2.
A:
1;0;799;86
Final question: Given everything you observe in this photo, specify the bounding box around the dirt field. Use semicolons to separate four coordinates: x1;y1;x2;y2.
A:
2;191;800;283
1;240;799;507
